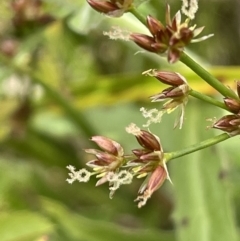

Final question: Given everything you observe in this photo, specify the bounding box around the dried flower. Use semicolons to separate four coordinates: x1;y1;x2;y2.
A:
130;5;212;63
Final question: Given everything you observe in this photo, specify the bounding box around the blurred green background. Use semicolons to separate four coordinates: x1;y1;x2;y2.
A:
0;0;240;240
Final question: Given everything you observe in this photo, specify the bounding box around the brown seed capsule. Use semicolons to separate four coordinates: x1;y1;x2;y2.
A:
140;151;163;162
213;115;240;133
136;165;167;208
150;86;186;101
135;130;162;151
130;33;159;52
87;0;118;13
146;15;164;36
224;97;240;114
178;27;194;45
153;71;185;86
132;149;151;157
91;136;123;156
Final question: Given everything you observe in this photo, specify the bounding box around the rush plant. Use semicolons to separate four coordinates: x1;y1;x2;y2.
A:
67;0;240;208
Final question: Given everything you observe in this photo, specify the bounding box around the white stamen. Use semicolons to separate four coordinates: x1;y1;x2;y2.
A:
181;0;199;19
117;170;133;184
135;190;151;208
103;26;131;41
126;123;142;135
107;172;118;182
140;107;163;127
66;166;91;184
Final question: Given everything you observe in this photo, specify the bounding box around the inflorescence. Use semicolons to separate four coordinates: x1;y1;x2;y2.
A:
67;124;170;208
66;0;240;208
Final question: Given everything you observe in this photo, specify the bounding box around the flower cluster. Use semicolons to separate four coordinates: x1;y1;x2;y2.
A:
67;124;170;208
130;5;211;63
125;123;170;207
141;70;190;129
213;81;240;136
86;0;134;17
67;135;132;198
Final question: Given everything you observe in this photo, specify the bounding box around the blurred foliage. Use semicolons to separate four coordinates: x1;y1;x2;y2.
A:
0;0;240;240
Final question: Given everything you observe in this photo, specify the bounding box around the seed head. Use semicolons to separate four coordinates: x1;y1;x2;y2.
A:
87;0;119;13
213;114;240;136
224;97;240;114
91;136;123;156
130;5;212;63
135;165;167;208
86;0;134;17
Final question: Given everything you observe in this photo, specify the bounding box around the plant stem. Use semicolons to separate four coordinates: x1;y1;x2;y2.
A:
190;89;228;110
129;8;146;25
0;55;96;138
180;52;238;99
165;133;230;162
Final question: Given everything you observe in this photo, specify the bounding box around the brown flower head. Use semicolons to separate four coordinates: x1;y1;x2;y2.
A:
136;165;167;208
213;115;240;136
142;70;190;129
67;136;133;198
126;123;170;207
130;5;212;63
214;80;240;135
87;0;134;17
224;97;240;114
222;81;240;114
85;136;125;185
148;70;186;86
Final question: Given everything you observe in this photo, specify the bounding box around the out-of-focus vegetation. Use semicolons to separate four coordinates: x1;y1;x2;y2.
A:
0;0;240;240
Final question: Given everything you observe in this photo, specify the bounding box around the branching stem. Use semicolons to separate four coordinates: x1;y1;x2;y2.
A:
165;133;230;161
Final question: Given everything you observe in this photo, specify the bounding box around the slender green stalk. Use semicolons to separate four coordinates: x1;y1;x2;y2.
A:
180;52;238;99
0;55;96;138
190;89;228;110
165;133;230;162
129;8;146;25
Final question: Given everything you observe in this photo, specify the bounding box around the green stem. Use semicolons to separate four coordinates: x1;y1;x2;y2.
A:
129;8;146;25
190;89;228;110
165;133;230;162
0;55;96;138
180;52;238;99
